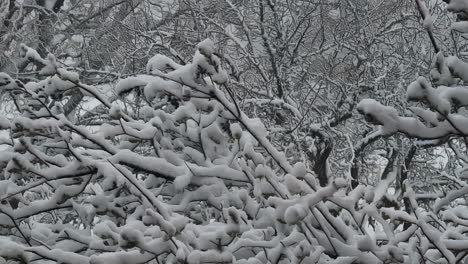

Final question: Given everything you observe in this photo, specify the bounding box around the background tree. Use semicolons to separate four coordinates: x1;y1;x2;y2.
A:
1;0;451;189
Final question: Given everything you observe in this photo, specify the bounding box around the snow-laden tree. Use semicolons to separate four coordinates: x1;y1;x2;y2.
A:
3;0;460;189
4;2;468;263
357;0;468;262
0;39;406;263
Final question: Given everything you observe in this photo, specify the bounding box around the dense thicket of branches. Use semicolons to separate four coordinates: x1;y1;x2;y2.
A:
1;0;468;263
1;0;444;186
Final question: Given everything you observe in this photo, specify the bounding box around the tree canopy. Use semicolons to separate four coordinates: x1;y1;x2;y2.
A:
1;0;468;263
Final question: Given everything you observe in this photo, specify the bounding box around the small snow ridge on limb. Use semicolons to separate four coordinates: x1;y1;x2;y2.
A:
146;54;182;74
357;99;399;135
195;38;228;85
114;77;148;96
0;72;14;90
